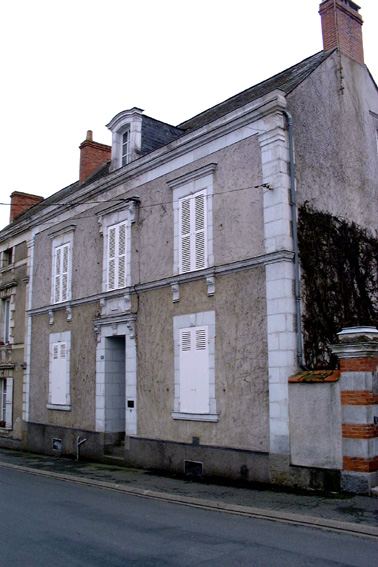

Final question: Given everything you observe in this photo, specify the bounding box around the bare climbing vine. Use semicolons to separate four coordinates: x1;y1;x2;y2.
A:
298;204;378;369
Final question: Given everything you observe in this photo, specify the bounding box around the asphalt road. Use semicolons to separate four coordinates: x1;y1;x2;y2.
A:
0;467;376;567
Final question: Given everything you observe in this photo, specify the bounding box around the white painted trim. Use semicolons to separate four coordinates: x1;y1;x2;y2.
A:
259;110;296;456
172;412;219;422
173;311;217;420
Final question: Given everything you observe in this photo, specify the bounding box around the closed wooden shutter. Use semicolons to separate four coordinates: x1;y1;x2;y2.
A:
50;342;67;405
107;222;127;290
54;244;70;303
179;191;207;273
5;377;13;429
179;326;209;414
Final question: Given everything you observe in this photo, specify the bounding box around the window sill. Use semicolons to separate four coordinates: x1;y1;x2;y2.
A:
47;404;71;411
171;412;219;422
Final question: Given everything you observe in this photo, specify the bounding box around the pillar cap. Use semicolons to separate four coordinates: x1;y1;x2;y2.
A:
337;327;378;343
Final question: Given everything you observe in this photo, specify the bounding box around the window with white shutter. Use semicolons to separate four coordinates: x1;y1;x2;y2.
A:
0;378;13;429
107;222;127;291
179;326;209;414
50;342;68;405
179;190;207;274
53;243;70;303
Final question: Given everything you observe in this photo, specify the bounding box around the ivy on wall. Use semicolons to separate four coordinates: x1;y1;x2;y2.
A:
298;204;378;369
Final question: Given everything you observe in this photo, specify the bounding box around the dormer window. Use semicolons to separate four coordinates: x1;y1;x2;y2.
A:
121;130;130;166
106;107;143;172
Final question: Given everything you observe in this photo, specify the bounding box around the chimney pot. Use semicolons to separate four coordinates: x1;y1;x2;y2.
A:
87;130;93;141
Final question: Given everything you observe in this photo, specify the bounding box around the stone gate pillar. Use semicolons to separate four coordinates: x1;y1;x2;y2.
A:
331;327;378;494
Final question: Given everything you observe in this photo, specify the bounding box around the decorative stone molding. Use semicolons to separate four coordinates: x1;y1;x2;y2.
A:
48;224;76;239
49;310;54;325
124;294;132;312
206;276;215;296
111;323;118;335
126;320;135;339
167;163;217;190
94;324;101;342
66;306;72;322
171;282;179;303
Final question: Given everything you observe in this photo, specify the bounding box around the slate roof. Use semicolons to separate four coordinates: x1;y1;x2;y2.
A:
177;50;334;133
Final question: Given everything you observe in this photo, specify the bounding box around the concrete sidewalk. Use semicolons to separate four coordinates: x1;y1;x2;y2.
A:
1;447;377;538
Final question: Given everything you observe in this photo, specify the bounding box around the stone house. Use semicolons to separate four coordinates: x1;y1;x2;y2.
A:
1;0;377;492
0;192;43;448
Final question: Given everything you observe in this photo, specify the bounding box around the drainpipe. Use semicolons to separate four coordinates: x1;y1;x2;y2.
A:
283;110;308;371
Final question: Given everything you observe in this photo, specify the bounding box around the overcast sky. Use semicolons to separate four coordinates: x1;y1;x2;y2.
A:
1;0;377;230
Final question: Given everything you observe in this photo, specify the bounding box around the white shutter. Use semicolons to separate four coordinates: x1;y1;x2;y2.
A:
194;193;206;270
54;244;70;303
61;244;69;301
179;191;207;273
108;226;116;291
107;223;127;290
54;247;61;303
117;223;126;288
179;326;209;414
50;342;67;405
5;377;13;429
180;198;191;273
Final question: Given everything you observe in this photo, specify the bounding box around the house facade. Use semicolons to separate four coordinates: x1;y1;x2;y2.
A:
1;0;377;492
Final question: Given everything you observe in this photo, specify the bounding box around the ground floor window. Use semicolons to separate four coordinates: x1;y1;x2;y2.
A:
172;311;218;422
48;332;71;410
0;377;13;428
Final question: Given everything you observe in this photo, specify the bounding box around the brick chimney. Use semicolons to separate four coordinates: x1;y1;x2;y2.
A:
10;191;44;223
319;0;364;65
79;130;111;185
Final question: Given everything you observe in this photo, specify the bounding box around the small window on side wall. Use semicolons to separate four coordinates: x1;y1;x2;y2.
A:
2;248;13;267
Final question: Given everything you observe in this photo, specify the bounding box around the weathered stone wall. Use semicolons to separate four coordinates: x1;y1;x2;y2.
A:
288;52;378;233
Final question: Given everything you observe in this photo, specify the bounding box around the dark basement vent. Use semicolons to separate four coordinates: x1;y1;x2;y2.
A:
184;460;203;478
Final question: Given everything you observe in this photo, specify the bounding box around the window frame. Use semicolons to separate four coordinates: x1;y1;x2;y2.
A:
121;129;130;166
169;163;216;277
98;202;135;293
50;226;75;305
47;331;71;410
107;221;128;291
0;377;13;429
172;311;218;422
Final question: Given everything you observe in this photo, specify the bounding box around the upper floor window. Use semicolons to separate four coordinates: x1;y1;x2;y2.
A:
49;225;75;305
168;163;216;276
1;248;13;268
0;297;11;345
107;222;127;291
97;201;137;293
106;108;143;172
53;244;70;303
121;131;130;166
179;191;207;273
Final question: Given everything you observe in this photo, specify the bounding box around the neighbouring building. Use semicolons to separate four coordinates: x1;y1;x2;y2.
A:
0;192;43;448
1;0;377;493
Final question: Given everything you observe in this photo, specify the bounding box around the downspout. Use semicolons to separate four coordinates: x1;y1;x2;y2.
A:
283;110;308;371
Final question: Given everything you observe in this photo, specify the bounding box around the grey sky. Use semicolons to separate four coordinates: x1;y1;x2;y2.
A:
0;0;377;230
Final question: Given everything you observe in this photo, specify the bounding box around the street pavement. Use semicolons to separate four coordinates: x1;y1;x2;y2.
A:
0;447;377;538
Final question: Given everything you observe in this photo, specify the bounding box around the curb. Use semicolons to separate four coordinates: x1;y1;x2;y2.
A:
1;461;377;539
